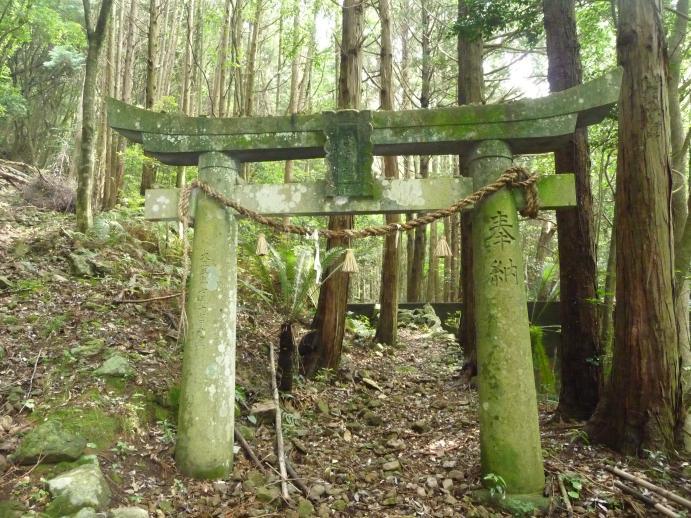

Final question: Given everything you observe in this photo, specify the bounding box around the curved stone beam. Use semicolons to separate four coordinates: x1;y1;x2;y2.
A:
108;68;621;166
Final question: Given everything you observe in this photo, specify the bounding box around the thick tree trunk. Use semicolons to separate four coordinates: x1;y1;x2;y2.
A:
374;0;400;346
587;0;682;453
306;0;362;372
543;0;603;420
76;0;114;232
457;0;483;372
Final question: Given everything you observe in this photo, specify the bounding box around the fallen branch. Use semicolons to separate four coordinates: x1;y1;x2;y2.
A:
234;428;268;475
606;466;691;511
558;474;574;517
285;460;310;498
267;339;290;501
111;292;181;304
614;481;680;518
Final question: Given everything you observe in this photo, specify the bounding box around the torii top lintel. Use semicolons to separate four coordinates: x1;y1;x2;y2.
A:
108;68;621;167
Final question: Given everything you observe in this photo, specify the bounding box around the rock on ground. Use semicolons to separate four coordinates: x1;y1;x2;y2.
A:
108;506;149;517
12;420;86;465
93;354;134;378
45;457;112;515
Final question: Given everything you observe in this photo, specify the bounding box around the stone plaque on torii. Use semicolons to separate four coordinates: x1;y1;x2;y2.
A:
108;69;621;499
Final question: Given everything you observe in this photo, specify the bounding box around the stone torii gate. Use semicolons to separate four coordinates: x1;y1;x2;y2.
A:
108;69;621;498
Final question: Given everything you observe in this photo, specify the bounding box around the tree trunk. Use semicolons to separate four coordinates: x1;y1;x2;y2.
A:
374;0;399;345
213;0;233;116
587;0;682;453
457;0;483;373
243;0;262;117
140;0;160;195
76;0;114;232
543;0;603;420
599;226;616;375
666;0;691;453
305;0;362;373
278;322;296;392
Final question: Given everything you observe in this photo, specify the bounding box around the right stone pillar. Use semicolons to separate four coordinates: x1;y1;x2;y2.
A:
468;140;545;496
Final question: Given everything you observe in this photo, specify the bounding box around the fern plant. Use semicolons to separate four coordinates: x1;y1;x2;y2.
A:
252;241;344;392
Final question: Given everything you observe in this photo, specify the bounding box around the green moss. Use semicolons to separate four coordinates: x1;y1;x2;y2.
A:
35;407;120;450
530;326;556;395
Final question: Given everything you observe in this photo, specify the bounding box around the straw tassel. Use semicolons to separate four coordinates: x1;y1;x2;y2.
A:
256;233;269;256
435;236;453;257
341;249;359;273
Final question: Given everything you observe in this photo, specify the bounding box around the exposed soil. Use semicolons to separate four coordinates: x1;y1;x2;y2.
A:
0;188;689;517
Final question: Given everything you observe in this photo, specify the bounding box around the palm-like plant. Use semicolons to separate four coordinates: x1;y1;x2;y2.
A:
252;241;344;392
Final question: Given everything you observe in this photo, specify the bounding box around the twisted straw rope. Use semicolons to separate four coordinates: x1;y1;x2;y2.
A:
177;165;540;239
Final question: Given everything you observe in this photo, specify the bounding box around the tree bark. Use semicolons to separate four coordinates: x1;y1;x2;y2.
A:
457;0;483;373
374;0;400;345
543;0;603;420
587;0;682;453
76;0;115;232
140;0;160;195
305;0;362;373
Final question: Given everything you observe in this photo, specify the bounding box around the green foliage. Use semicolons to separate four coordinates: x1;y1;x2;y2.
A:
530;325;556;394
453;0;542;44
482;472;507;499
561;473;583;500
250;240;343;322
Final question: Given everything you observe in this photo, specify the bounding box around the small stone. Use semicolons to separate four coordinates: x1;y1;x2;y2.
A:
363;411;383;427
308;484;326;500
332;499;347;512
426;476;438;489
0;454;8;472
46;460;112;515
444;494;457;505
108;507;149;518
70;339;105;358
442;460;457;469
316;400;329;414
244;470;266;489
382;491;397;506
386;438;404;450
416;486;426;498
0;275;12;289
0;415;12;431
237;425;256;441
94;355;134;378
411;420;429;434
12;420;86;464
297;497;315;517
255;485;280;503
361;378;383;391
448;470;464;481
442;478;453;490
250;401;276;425
382;460;401;471
68;250;96;278
213;481;228;494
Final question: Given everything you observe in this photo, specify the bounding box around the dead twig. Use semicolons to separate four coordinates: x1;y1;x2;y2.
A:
557;474;574;517
234;428;268;475
285;460;310;498
606;466;691;511
267;339;290;501
19;348;42;413
111;292;181;304
614;481;680;518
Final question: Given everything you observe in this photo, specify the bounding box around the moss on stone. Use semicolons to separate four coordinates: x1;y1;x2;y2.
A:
35;407;120;451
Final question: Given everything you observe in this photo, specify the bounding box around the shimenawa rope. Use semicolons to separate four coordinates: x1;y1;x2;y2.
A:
177;165;540;239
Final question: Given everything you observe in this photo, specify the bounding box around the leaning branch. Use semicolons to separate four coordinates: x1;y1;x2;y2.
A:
606;466;691;511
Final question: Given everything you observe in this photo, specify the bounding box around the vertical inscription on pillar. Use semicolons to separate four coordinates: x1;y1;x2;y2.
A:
485;210;518;286
485;210;515;250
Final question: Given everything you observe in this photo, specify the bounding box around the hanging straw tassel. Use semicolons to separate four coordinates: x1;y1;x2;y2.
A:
341;249;359;273
435;236;453;257
255;233;269;256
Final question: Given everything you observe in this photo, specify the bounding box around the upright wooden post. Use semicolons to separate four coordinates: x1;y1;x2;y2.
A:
176;152;238;479
468;140;545;496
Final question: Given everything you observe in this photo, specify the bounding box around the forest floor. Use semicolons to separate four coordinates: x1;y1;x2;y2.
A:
0;186;690;517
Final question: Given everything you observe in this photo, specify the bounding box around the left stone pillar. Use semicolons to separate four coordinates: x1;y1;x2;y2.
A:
176;152;238;479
